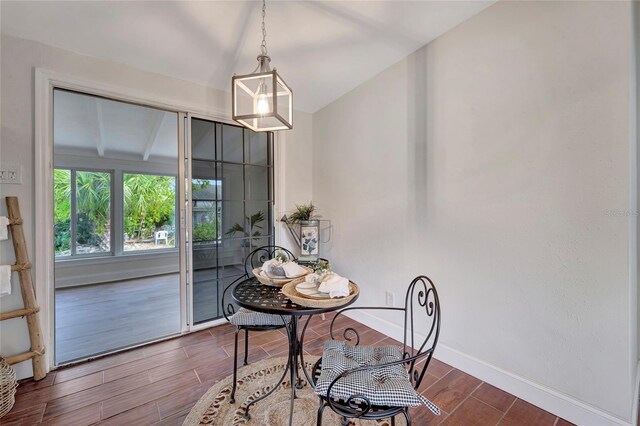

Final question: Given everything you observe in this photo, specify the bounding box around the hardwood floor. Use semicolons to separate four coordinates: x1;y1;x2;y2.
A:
54;266;245;363
55;275;181;364
7;313;575;425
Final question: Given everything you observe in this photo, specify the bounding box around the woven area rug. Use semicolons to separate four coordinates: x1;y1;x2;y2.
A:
182;356;404;426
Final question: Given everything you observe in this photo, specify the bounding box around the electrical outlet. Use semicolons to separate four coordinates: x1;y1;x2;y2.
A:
0;164;22;184
385;291;395;307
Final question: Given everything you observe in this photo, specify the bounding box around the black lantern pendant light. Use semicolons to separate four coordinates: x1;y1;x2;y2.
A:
232;0;293;132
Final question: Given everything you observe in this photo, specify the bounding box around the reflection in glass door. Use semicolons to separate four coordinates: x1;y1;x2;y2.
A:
189;117;274;324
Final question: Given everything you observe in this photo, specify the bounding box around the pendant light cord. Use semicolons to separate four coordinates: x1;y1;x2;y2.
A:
261;0;268;56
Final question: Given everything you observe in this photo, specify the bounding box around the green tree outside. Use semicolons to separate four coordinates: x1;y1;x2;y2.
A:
53;169;176;254
123;173;175;241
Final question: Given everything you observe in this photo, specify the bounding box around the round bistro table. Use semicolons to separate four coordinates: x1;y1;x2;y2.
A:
232;277;359;426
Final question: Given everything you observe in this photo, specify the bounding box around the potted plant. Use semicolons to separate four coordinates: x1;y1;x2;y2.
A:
286;202;320;257
287;202;317;224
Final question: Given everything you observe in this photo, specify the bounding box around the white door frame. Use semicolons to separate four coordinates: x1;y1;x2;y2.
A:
34;68;286;370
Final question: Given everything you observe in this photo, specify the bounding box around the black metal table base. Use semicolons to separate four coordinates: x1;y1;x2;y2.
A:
242;315;315;426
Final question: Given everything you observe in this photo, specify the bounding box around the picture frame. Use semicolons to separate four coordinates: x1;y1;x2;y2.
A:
300;223;319;257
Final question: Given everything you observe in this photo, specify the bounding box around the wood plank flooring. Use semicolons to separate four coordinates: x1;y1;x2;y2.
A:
7;313;575;425
55;275;181;364
54;266;244;363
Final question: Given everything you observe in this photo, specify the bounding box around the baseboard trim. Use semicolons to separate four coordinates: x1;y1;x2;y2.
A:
343;310;632;426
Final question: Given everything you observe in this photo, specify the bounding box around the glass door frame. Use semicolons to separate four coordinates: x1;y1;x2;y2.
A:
178;112;190;333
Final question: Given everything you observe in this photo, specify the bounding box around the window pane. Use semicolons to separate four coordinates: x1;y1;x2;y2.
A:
222;124;244;163
245;165;269;201
191;118;216;161
216;123;222;162
54;168;71;257
76;171;111;254
246;235;273;253
123;173;176;252
246;201;272;237
192;270;219;324
219;237;250;267
220;201;246;239
220;163;244;200
192;202;219;244
192;161;222;199
244;130;268;166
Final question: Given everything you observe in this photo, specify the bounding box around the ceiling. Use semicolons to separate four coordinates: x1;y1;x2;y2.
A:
1;1;494;113
54;90;246;163
54;90;179;162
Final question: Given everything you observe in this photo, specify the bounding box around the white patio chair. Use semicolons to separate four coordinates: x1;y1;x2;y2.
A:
154;230;169;245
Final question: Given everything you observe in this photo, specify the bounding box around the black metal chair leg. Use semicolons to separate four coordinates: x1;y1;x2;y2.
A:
230;328;239;404
402;409;412;426
340;417;350;426
316;399;326;426
391;415;396;426
243;329;249;366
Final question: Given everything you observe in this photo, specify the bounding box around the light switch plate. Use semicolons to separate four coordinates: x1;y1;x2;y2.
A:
0;164;23;184
385;291;395;307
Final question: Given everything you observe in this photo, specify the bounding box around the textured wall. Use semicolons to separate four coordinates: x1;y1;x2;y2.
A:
313;1;634;422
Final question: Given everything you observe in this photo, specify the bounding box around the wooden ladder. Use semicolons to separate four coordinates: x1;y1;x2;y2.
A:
0;196;46;380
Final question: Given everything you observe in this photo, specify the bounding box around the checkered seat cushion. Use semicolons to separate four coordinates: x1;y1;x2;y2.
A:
315;340;440;415
229;307;290;327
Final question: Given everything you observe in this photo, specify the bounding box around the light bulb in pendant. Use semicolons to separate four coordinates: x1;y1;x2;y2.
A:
257;93;269;114
256;79;270;115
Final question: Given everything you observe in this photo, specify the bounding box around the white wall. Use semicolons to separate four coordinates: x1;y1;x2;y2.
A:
278;111;314;254
313;1;635;424
0;34;313;379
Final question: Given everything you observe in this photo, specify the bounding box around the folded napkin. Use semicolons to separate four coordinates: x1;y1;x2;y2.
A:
305;273;319;284
0;265;11;297
263;259;285;277
282;262;308;278
0;216;8;240
318;273;350;298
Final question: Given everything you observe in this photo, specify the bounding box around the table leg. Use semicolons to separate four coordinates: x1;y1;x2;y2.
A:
242;316;292;420
242;315;314;425
287;315;312;425
288;317;298;426
292;317;304;390
298;314;315;388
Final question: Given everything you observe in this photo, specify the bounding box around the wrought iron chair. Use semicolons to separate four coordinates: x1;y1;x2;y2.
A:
310;275;441;426
221;245;295;403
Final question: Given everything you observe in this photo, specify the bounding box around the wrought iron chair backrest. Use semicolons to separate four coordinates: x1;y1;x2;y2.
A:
402;275;441;389
221;245;296;323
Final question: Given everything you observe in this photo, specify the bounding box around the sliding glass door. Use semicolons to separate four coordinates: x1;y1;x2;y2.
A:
53;89;182;364
51;91;275;364
188;117;274;325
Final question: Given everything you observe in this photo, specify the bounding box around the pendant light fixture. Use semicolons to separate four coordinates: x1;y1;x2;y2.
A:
232;0;293;132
